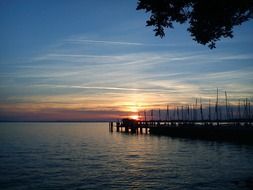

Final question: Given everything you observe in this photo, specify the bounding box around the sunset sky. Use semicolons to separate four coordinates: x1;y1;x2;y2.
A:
0;0;253;121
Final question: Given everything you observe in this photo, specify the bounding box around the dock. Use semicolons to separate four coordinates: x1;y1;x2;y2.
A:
109;119;153;134
109;90;253;142
109;119;253;142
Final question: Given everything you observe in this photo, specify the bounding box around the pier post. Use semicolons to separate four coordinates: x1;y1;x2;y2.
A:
140;127;143;134
116;121;121;132
109;122;113;132
130;127;136;133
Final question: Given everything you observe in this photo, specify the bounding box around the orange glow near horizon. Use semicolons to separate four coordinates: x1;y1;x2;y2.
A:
130;114;140;120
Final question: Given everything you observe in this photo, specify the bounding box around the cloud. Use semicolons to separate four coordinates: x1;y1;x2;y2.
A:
63;36;188;47
218;54;253;60
4;48;253;101
1;35;253;121
65;39;145;46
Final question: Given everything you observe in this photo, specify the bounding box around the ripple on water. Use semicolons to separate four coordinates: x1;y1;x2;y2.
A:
0;122;253;190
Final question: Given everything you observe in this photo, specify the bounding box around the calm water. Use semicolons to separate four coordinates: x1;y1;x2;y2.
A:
1;122;253;190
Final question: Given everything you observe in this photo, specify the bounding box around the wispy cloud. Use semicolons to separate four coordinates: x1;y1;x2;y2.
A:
64;37;188;47
65;39;145;46
1;34;253;121
34;84;193;93
219;54;253;60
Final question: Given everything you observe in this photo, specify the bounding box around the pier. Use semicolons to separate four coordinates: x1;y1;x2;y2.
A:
109;119;153;134
109;91;253;142
109;119;253;134
109;119;253;142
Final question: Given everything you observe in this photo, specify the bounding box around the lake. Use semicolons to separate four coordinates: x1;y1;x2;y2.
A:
0;122;253;189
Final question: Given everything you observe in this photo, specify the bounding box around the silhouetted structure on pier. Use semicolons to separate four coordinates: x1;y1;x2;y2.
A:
109;91;253;143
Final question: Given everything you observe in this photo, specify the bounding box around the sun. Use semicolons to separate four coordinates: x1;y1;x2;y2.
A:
130;115;140;120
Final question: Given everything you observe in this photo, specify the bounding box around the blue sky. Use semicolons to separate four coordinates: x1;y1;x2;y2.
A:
0;0;253;121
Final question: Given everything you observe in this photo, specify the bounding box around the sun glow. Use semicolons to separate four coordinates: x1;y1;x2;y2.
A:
130;114;140;120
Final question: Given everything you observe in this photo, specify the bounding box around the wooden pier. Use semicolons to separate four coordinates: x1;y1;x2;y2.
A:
109;119;152;134
109;90;253;142
109;119;253;142
110;119;253;132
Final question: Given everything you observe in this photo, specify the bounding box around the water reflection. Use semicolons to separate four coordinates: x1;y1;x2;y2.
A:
0;122;253;189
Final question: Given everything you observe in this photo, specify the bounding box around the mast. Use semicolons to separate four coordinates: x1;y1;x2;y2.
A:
195;98;198;120
238;100;241;120
249;101;251;121
158;108;161;121
173;106;176;120
181;106;184;121
244;99;248;120
166;104;169;121
187;105;190;121
216;88;219;125
200;98;203;121
225;91;229;120
177;106;179;120
191;104;194;121
230;106;234;121
208;99;211;121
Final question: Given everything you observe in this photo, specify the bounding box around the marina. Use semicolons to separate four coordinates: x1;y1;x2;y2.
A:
109;92;253;142
109;119;253;142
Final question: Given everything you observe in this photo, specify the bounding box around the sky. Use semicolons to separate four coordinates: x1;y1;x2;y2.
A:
0;0;253;121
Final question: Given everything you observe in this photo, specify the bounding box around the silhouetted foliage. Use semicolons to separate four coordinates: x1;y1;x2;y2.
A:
137;0;253;48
